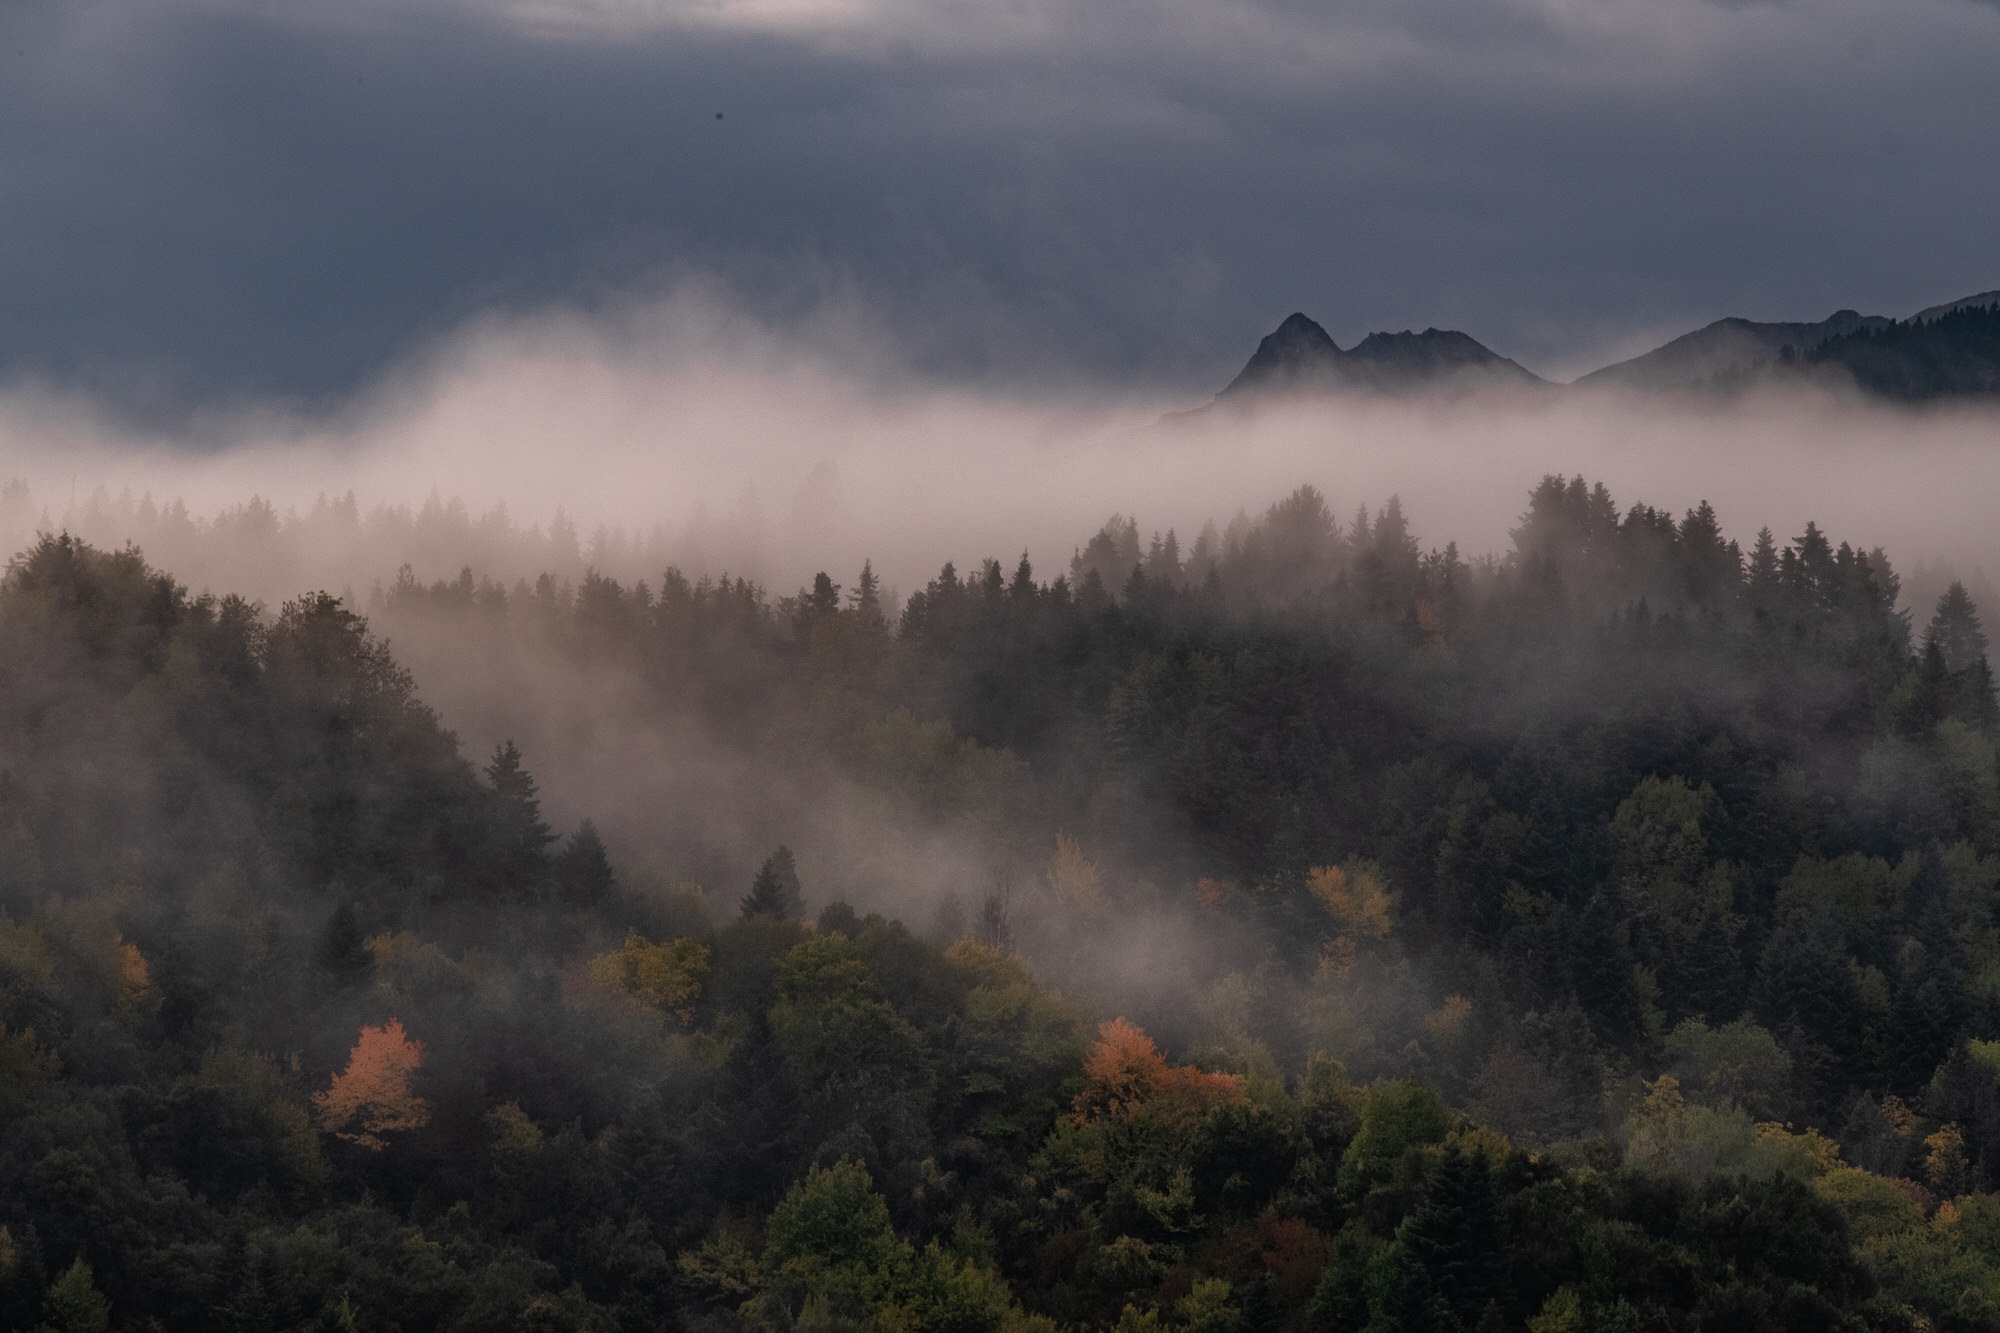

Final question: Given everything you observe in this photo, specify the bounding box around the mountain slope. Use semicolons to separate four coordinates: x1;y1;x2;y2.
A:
1219;312;1546;399
1911;289;2000;323
1574;309;1892;392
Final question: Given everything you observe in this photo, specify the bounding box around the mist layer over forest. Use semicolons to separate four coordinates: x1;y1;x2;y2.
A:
10;325;2000;1331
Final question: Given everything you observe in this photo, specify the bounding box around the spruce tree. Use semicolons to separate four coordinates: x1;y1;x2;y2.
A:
794;573;842;634
1966;656;1999;732
1384;1145;1502;1331
315;901;371;977
850;561;886;634
1927;582;1989;671
1906;637;1952;734
485;740;556;896
1009;553;1037;604
1747;527;1780;608
555;820;615;907
742;845;803;920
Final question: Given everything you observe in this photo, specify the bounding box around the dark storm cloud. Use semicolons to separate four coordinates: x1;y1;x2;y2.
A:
0;0;1995;415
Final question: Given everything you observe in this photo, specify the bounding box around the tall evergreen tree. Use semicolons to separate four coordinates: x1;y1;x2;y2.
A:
1383;1145;1503;1331
1907;637;1954;734
555;820;615;907
849;561;886;634
315;900;371;977
1928;582;1988;670
793;573;842;635
1747;526;1780;609
1009;554;1037;604
742;845;804;920
485;740;556;896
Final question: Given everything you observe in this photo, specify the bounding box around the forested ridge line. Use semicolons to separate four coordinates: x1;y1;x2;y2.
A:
6;473;2000;1331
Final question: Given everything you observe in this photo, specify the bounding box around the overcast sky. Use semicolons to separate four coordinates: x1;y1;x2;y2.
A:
2;0;1996;416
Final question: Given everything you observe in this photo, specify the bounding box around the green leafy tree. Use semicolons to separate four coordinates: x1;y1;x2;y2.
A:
750;1160;1013;1332
769;934;934;1167
34;1258;110;1333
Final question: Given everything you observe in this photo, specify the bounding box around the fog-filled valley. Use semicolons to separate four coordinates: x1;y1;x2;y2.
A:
8;0;2000;1317
8;319;2000;1333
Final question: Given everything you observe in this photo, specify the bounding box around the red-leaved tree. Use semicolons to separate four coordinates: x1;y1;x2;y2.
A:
1072;1017;1245;1125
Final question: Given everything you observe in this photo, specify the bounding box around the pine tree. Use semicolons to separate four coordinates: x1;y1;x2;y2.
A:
1146;530;1183;586
849;561;886;634
315;901;371;978
1383;1145;1502;1331
485;741;556;897
1906;637;1952;734
555;820;615;907
1928;582;1988;669
742;846;804;920
1965;656;1999;732
793;572;842;634
1885;972;1960;1096
1009;553;1037;604
1078;567;1110;613
1677;908;1742;1023
1747;527;1780;608
1568;890;1639;1048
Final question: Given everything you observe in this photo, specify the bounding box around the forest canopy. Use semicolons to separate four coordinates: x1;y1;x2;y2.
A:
5;473;2000;1332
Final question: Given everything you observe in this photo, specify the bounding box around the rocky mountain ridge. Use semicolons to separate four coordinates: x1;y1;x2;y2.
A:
1210;289;2000;404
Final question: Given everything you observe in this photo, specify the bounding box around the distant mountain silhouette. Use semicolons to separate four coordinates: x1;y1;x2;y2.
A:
1575;309;1892;392
1218;312;1546;399
1193;292;2000;416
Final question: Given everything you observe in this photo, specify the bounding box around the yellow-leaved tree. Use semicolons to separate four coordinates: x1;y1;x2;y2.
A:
587;932;711;1023
1048;833;1109;917
116;936;153;1011
1306;864;1392;940
313;1018;431;1149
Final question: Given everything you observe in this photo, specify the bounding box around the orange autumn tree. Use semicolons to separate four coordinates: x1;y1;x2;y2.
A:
1072;1017;1246;1125
314;1018;431;1149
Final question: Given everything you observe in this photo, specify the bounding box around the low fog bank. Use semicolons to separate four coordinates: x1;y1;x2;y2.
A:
0;295;1996;613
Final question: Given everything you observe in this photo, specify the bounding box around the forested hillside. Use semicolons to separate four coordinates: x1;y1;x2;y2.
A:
1798;303;2000;400
8;475;2000;1331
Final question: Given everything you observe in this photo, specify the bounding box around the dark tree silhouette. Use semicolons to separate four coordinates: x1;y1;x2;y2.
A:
742;845;804;920
555;820;615;907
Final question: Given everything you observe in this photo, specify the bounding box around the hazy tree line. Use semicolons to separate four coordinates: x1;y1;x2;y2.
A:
0;480;767;613
7;475;2000;1330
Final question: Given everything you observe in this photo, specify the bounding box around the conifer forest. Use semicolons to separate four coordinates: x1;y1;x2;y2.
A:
11;473;2000;1333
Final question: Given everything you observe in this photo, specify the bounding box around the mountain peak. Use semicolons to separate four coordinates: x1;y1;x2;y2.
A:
1222;313;1342;395
1219;313;1545;400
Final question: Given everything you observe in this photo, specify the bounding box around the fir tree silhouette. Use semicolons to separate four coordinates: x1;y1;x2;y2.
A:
742;845;803;920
